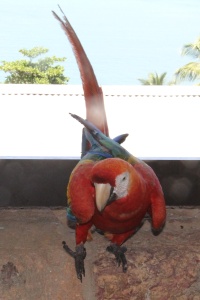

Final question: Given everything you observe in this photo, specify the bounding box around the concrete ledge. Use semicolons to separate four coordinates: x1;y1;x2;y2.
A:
1;85;200;158
1;84;200;96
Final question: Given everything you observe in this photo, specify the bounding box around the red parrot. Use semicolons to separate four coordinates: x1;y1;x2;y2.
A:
52;7;166;282
52;7;129;281
65;114;166;281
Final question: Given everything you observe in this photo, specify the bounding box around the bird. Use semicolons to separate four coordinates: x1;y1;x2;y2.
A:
52;7;166;282
64;114;166;281
52;7;130;281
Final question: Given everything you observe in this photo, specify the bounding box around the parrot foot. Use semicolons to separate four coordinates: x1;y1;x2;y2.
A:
106;243;128;272
62;241;86;282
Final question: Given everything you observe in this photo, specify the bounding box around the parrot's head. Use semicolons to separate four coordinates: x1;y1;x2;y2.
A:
91;158;134;212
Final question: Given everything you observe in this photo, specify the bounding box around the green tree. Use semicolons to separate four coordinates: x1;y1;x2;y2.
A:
175;37;200;85
0;47;69;84
138;72;168;85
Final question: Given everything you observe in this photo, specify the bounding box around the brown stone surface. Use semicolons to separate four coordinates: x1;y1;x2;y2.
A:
0;209;95;300
93;207;200;300
0;207;199;300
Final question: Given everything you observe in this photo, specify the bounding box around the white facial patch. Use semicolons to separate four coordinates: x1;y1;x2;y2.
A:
113;171;130;199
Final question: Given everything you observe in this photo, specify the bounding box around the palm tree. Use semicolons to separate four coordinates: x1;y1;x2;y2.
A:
138;72;167;85
175;37;200;84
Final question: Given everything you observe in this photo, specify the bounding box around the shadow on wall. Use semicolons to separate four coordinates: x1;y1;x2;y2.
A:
0;159;199;207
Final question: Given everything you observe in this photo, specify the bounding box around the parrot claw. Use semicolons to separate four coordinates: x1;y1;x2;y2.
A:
62;241;86;282
106;244;128;272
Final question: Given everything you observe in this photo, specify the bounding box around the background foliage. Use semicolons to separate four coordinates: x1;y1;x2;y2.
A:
0;47;69;84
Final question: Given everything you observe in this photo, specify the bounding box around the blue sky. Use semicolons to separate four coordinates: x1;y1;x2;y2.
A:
0;0;200;84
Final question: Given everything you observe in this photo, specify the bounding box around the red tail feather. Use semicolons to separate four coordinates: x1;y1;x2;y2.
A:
52;6;109;136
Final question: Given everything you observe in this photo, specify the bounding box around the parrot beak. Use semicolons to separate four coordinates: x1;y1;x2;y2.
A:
95;183;113;212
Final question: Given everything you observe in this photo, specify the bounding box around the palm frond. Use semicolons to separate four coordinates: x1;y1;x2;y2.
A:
181;37;200;59
175;62;200;81
138;72;167;85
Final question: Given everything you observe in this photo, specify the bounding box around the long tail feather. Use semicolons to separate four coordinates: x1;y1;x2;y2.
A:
52;6;109;136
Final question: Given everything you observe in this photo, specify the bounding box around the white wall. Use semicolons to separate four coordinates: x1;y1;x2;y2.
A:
0;84;199;159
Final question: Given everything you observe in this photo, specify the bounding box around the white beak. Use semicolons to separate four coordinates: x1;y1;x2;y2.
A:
94;183;112;212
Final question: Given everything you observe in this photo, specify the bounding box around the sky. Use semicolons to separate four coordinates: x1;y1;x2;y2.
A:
0;0;200;85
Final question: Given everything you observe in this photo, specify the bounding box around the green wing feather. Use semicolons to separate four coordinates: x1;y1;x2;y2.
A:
70;113;139;165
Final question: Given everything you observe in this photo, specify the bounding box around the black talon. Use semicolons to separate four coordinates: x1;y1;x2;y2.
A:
75;244;86;282
107;244;128;272
62;241;86;282
62;241;76;258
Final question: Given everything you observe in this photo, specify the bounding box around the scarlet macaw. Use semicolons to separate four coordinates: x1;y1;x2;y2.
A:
64;114;166;281
52;8;130;281
52;8;166;281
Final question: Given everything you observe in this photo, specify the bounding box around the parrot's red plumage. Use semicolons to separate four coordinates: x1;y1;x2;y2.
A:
91;158;166;237
66;114;166;279
52;7;166;282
